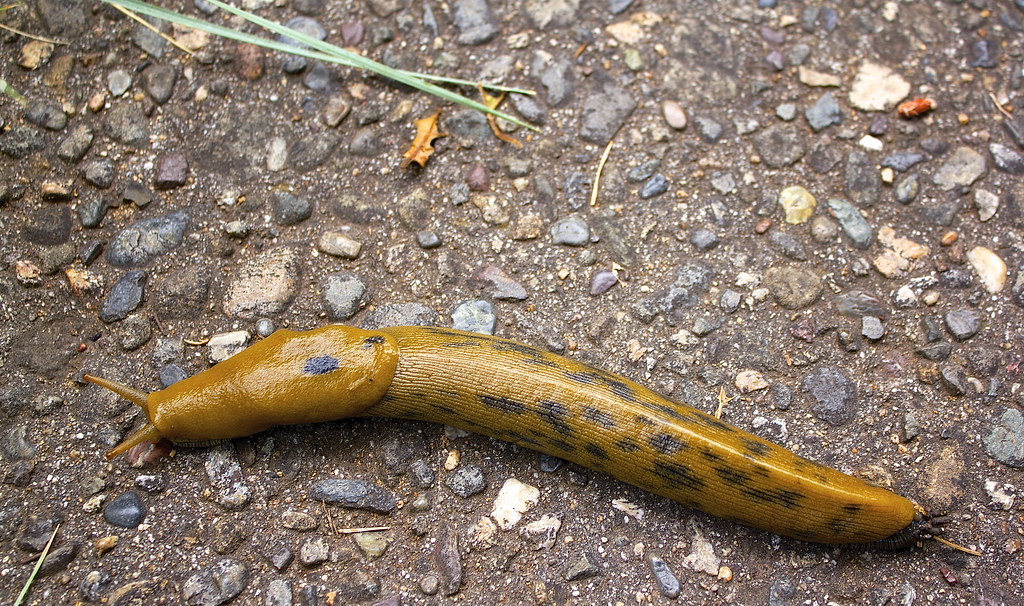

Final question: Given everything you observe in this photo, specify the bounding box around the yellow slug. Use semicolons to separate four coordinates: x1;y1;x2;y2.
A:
85;325;923;546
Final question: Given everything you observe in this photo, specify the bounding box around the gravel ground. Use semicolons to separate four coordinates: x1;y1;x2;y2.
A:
2;0;1024;604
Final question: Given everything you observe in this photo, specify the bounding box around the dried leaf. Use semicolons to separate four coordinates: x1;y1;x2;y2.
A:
479;85;523;149
401;109;445;169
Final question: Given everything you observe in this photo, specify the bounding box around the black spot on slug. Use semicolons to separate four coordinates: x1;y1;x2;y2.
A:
606;379;640;403
842;504;863;514
479;395;526;415
714;467;753;486
585;443;609;459
652;461;706;492
740;437;772;459
304;355;340;375
536;400;573;436
582;406;615;428
442;341;483;348
685;411;737;433
614;437;641;452
564;370;602;385
649;433;686;455
741;487;805;509
364;336;386;344
549;438;576;453
700;448;724;463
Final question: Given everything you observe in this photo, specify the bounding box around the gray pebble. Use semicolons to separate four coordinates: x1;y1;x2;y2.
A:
205;444;250;510
25;100;67;130
420;574;440;595
983;408;1024;468
3;425;37;460
754;123;805;168
135;473;167;493
443;464;485;498
103;102;148;146
510;92;546;125
83;159;115;188
100;270;147;323
182;558;248;606
77;198;107;228
844;151;879;207
470;265;527;301
416;230;442;249
944;308;980;341
321;273;367;321
537;454;563;473
409;460;436;488
769;231;806;261
80;570;113;602
533;51;574;107
989;142;1024;174
693;115;723;142
933;146;986;191
309;479;397;513
0;126;45;158
640;174;669;199
565;553;601;581
119;314;152;350
902;412;920;442
276;17;326;72
805;92;841;132
123;181;153;207
710;171;736;193
590;270;618;296
79;239;104;265
861;316;884;341
57;124;94;162
158;364;188;388
580;82;636;144
303;61;331;90
881;151;925;172
360;303;437;329
143;64;177;104
103;491;146;528
970;39;998;68
435;525;462;596
835;290;887;318
803;366;856;425
691;317;720;337
290;131;342;169
764;265;822;309
451;299;495;334
720;289;741;313
550;216;590;246
107;211;190;267
627;160;660;183
775;103;797;121
255;319;275;338
452;0;499;45
895;174;919;204
769;577;796;606
107;69;132;96
916;341;951;362
940;364;967;396
690;228;719;251
272;192;313;226
222;247;301;320
266;579;293;606
263;544;293;571
827;198;873;248
647;554;680;598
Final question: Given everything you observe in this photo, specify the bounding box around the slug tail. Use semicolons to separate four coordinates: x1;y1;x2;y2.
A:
84;374;150;408
105;422;163;460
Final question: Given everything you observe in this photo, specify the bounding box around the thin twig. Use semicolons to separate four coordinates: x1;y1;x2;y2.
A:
589;139;614;207
322;500;338;534
337;526;390;535
989;91;1014;120
109;2;195;56
14;524;60;606
0;21;66;44
933;535;982;556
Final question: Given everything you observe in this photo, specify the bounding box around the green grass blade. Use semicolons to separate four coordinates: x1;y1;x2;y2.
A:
104;0;537;131
13;524;59;606
1;76;28;105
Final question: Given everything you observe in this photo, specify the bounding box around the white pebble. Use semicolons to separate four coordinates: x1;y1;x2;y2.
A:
974;189;1000;222
208;330;250;363
490;478;539;530
966;246;1007;294
662;100;687;130
858;135;883;151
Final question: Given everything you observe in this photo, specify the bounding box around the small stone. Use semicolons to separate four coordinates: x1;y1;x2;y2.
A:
416;230;442;249
181;559;248;606
25;100;67;130
102;492;146;528
452;0;499;45
940;365;968;396
779;186;816;224
803;366;856;425
647;554;681;599
933;147;986;191
755;124;805;168
451;299;495;334
974;189;999;222
471;265;527;300
861;316;884;341
881;151;925;172
805;92;841;131
354;531;391;559
309;479;396;513
944;309;980;341
966;246;1006;294
565;553;600;581
720;289;741;313
970;39;998;68
690;229;719;251
590;270;618;296
490;478;539;530
83;159;115;189
827;198;873;249
444;465;485;498
222;247;301;319
735;370;769;393
207;331;250;363
798;66;840;87
154;153;189;189
895;174;919;204
848;61;911;111
662;100;687;130
321;272;368;321
775;103;797;121
143;64;177;104
640;174;669;199
317;231;361;259
764;266;822;309
990;143;1024;174
100;270;146;323
272;192;313;226
298;536;329;567
983;408;1024;468
57;124;94;162
693;115;723;142
550;216;590;246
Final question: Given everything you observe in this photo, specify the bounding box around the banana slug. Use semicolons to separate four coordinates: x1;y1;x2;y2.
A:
85;325;927;546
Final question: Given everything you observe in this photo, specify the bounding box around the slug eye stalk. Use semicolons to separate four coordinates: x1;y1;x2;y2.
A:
84;374;162;460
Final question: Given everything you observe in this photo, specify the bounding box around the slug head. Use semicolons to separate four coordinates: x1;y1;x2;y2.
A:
87;326;400;460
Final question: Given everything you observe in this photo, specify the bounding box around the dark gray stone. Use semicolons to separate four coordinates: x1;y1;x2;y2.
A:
452;0;499;45
640;174;668;199
944;308;981;341
881;151;926;172
321;272;368;320
803;366;856;425
103;491;146;528
309;479;397;513
107;211;190;267
290;131;341;169
550;216;590;246
100;270;147;323
443;465;485;498
83;159;115;189
693;115;723;142
805;92;841;131
103;102;148;146
827;198;873;248
25;100;67;130
844;151;879;207
182;558;248;606
754;124;805;168
451;299;495;334
580;82;637;145
143;64;177;104
57;124;94;162
983;408;1024;468
0;126;46;158
272;192;313;226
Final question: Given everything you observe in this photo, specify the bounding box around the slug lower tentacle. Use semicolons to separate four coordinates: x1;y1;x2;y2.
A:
86;325;921;546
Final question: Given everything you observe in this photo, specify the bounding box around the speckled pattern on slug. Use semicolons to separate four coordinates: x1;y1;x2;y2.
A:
369;326;917;544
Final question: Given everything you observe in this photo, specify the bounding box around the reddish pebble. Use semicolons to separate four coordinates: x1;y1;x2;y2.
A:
897;97;936;118
235;42;265;81
78;343;88;353
340;22;364;46
466;162;489;191
154;153;189;190
590;270;618;296
754;218;772;234
939;567;958;585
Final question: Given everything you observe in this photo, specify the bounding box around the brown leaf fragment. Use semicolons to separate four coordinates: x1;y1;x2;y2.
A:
478;85;524;149
401;110;446;169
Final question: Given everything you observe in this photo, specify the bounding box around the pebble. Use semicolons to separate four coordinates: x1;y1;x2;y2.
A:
354;531;391;559
966;246;1006;294
590;270;618;296
775;103;797;121
693;115;723;142
360;303;437;329
143;64;176;104
647;554;681;599
57;124;94;162
0;126;46;158
199;445;248;511
710;171;736;194
764;266;822;309
452;0;499;45
25;100;67;130
755;124;805;168
969;39;998;68
222;247;301;319
798;66;840;87
720;289;741;313
827;198;873;249
416;230;442;249
298;536;329;567
735;370;769;393
207;331;249;363
321;272;368;321
933;146;986;191
99;270;146;323
580;82;636;144
894;174;919;204
444;464;486;498
989;142;1024;174
83;159;116;189
640;174;668;199
182;558;248;606
835;290;887;318
848;61;910;111
550;216;590;246
805;92;841;131
271;191;313;226
778;186;816;224
974;189;999;222
292;131;342;169
318;231;362;258
103;102;149;146
662;100;687;130
691;229;719;251
983;408;1024;468
565;553;601;581
435;525;462;596
107;69;132;96
308;479;397;513
107;211;190;267
845;151;879;207
81;570;113;601
266;579;292;606
451;299;496;334
861;316;884;341
940;364;968;396
770;231;806;260
490;478;539;530
471;265;527;300
102;491;146;528
881;151;925;172
522;514;561;549
945;308;980;341
118;314;152;351
802;366;856;425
